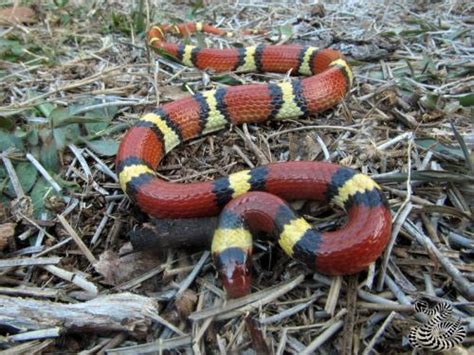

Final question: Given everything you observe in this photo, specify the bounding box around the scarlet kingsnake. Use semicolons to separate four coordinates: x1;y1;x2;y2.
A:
116;22;393;298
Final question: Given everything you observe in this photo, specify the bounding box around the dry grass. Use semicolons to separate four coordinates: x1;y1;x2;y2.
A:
0;0;473;353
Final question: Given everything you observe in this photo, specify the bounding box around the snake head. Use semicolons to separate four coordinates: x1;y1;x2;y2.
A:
214;248;252;299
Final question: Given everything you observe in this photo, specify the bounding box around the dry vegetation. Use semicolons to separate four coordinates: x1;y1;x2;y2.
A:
0;0;473;353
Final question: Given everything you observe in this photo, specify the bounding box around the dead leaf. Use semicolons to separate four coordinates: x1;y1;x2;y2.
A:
0;223;15;252
175;289;198;319
0;204;8;223
160;85;190;101
310;4;325;17
0;6;36;25
94;249;160;286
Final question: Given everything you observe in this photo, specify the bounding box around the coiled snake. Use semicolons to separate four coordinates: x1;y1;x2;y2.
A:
409;298;466;351
116;22;392;298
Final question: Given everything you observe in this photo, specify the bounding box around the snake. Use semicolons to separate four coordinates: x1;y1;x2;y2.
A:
116;22;392;298
409;299;466;351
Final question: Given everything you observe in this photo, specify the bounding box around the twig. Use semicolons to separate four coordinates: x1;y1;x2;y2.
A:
404;219;474;300
0;256;60;268
259;292;322;325
378;137;414;291
147;313;185;336
325;276;342;316
1;154;24;198
0;286;60;299
276;328;288;355
313;133;330;161
175;251;210;298
90;197;117;245
0;340;54;354
96;333;127;355
383;186;433;206
68;144;92;178
26;153;62;193
193;297;222;352
6;327;62;342
384;275;412;306
2;66;125;108
238;124;270;164
377;202;412;291
85;148;118;182
17;212;56;242
189;275;305;322
0;293;157;338
114;265;165;291
72;99;146;116
105;335;192;355
232;144;255;168
357;302;412;312
341;275;358;354
266;124;360;139
57;214;97;265
362;311;397;355
300;313;346;355
42;265;98;296
376;132;414;150
35;237;73;257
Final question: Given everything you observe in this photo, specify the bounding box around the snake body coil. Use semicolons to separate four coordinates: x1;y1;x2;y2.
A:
116;22;392;298
409;299;466;351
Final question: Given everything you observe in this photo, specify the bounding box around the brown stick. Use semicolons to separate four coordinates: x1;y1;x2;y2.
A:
341;274;358;354
0;292;159;339
129;218;218;252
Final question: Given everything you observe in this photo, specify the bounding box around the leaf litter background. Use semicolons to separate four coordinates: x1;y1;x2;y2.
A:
0;0;472;353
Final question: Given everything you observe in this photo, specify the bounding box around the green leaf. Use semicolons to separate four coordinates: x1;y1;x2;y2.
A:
132;0;146;34
448;28;471;40
450;121;473;174
54;0;69;7
0;38;24;61
111;11;133;35
26;128;39;146
404;59;415;77
459;94;474;107
50;104;117;130
83;105;118;135
0;116;14;130
53;124;80;150
278;25;293;41
49;106;70;127
6;162;38;196
212;74;243;86
0;193;9;209
30;177;60;217
0;130;23;151
415;138;465;160
421;94;440;110
85;122;129;141
36;102;56;118
85;138;119;156
189;0;205;16
38;129;59;172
